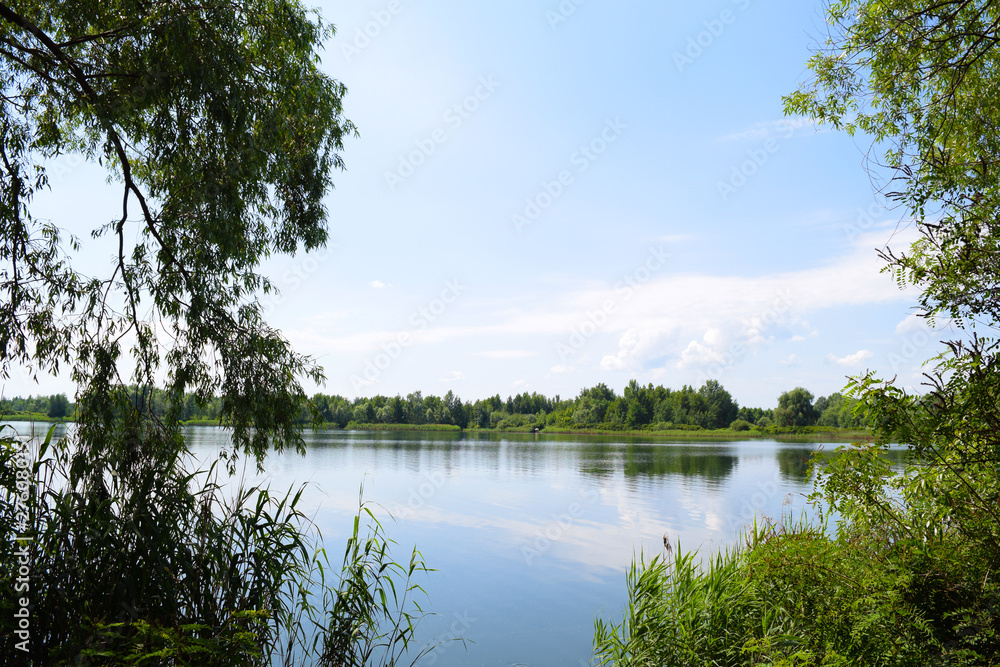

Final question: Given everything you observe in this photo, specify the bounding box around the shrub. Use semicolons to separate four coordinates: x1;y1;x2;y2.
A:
595;518;1000;665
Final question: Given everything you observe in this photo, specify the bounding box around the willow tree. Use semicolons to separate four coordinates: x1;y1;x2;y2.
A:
785;0;1000;603
0;2;392;664
0;0;354;465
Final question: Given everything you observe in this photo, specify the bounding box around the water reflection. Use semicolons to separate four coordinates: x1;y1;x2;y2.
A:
1;422;908;667
0;420;71;440
621;444;736;482
577;443;615;477
771;445;905;483
298;430;751;483
776;448;815;482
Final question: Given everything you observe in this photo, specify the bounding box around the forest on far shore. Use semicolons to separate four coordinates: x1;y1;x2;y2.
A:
1;379;867;433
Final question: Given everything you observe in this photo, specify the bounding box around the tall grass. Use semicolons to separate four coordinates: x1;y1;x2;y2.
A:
594;526;775;667
0;423;436;666
593;518;998;666
317;502;434;667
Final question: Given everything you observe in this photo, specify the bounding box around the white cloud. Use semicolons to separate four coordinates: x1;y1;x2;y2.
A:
678;329;727;368
894;312;954;335
828;350;874;366
718;117;822;142
895;313;928;335
585;227;917;375
287;226;918;377
370;280;387;289
601;328;665;371
789;335;806;342
678;340;724;368
439;371;465;383
600;355;624;371
477;350;536;359
780;354;801;367
549;365;574;374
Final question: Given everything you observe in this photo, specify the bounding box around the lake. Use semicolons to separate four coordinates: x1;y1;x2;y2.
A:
5;422;846;666
183;427;830;667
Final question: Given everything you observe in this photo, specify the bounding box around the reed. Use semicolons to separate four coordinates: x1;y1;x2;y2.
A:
593;532;762;667
0;423;434;666
594;516;998;666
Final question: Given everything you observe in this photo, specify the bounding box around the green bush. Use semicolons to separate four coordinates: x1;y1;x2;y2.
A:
594;520;999;666
344;421;460;432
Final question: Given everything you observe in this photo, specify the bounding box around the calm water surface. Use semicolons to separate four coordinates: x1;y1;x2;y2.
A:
183;427;828;667
8;422;847;666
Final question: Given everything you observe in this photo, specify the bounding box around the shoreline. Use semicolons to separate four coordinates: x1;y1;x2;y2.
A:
1;417;869;443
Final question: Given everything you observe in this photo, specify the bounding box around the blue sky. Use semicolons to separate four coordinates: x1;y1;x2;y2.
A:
9;0;953;409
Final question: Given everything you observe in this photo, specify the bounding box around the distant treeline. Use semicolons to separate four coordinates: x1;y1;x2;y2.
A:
2;380;867;432
0;393;72;419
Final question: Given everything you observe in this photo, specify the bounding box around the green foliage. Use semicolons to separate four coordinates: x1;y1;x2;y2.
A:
814;393;867;429
784;2;1000;328
0;0;355;463
774;388;819;428
5;382;859;435
336;381;743;432
0;3;445;664
0;426;436;666
700;380;741;429
594;520;1000;666
78;613;269;666
737;406;771;425
573;396;610;426
787;2;1000;660
319;502;438;667
599;2;1000;662
729;418;753;431
594;546;757;666
45;393;69;419
1;424;306;663
1;394;76;420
